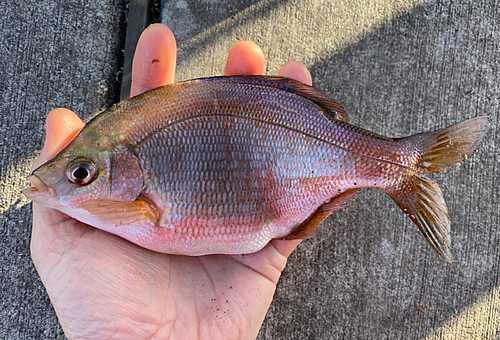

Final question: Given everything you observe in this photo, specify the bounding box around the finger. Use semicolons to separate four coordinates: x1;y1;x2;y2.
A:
271;239;303;258
32;108;84;171
277;61;312;86
224;41;265;76
131;23;177;97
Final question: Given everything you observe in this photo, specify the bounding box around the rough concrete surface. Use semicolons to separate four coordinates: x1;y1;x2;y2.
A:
1;0;499;339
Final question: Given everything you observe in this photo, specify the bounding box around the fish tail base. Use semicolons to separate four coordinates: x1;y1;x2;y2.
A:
387;116;489;262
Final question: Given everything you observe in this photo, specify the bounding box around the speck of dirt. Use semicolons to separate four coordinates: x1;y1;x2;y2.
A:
416;302;429;313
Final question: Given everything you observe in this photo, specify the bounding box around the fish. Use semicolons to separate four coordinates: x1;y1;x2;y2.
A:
23;76;489;262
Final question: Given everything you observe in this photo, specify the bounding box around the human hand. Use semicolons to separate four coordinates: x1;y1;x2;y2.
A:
30;23;312;340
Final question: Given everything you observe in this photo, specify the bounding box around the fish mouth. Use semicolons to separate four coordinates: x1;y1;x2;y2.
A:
22;174;55;200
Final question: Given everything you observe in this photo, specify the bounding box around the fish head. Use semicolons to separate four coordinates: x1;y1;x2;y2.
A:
23;140;113;210
24;122;146;218
24;117;147;231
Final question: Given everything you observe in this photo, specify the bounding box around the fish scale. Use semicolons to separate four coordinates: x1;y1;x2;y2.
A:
139;116;344;220
113;79;395;160
24;76;489;259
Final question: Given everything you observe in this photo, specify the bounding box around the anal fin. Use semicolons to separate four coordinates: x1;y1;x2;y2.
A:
78;198;159;227
282;188;359;240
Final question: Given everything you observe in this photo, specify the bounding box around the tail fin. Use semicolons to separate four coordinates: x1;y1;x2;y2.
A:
387;117;490;262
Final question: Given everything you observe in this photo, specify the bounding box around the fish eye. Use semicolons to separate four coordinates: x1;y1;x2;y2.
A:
66;158;98;185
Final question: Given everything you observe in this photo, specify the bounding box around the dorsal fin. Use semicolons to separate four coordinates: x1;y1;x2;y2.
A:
223;76;349;123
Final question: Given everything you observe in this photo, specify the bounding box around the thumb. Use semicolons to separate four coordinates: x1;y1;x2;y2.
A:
32;108;84;171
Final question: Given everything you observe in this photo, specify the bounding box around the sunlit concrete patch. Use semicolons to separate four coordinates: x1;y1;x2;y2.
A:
422;286;500;340
168;0;426;80
0;156;37;214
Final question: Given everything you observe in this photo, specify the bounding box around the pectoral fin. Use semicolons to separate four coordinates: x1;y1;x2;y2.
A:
78;198;159;227
282;189;359;240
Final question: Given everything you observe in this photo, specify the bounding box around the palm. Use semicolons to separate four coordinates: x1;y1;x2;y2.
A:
32;204;293;339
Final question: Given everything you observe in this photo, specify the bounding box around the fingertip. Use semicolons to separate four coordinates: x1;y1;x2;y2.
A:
224;41;265;76
131;23;177;97
33;108;84;170
277;61;312;86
